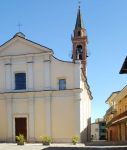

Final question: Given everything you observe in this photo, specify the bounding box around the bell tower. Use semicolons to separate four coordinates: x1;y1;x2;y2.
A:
72;6;88;75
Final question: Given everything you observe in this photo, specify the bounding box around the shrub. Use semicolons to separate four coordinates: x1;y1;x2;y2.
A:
16;134;25;145
72;136;79;145
40;136;52;145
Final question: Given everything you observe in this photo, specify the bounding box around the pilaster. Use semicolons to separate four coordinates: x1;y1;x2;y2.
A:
28;96;35;141
44;56;51;90
27;56;34;90
6;95;13;141
45;96;51;136
74;93;81;136
5;57;12;91
74;100;80;139
74;60;81;88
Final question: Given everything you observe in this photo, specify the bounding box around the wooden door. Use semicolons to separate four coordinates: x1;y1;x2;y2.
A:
15;118;27;140
125;123;127;140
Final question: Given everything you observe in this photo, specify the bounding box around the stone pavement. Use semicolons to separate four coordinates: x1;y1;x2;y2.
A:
0;143;127;150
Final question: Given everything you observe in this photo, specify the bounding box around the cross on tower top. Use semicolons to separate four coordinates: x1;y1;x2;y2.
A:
78;0;81;8
17;23;22;32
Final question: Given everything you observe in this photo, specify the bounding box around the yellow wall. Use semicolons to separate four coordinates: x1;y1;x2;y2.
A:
105;114;114;123
105;95;127;123
0;37;90;142
33;58;44;90
105;89;127;142
52;96;75;142
117;96;127;115
0;91;78;142
35;99;46;140
51;57;75;89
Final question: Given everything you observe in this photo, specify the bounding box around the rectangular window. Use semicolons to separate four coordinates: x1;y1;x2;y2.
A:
15;73;26;90
101;123;106;126
59;79;66;90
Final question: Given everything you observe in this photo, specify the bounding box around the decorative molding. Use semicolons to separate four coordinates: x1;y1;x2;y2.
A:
27;61;34;63
43;60;50;62
5;63;12;65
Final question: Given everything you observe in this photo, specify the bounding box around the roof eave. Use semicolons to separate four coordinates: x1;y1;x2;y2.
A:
0;34;54;54
105;91;120;103
81;69;93;100
119;56;127;74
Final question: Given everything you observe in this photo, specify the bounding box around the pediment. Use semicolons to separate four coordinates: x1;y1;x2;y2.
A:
0;35;53;56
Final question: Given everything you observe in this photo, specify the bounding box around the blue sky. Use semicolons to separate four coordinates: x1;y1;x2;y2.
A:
0;0;127;122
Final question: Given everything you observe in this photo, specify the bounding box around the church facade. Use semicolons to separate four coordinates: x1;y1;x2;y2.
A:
0;7;92;143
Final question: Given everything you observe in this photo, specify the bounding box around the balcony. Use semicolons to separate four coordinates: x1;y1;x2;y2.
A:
106;110;127;127
106;106;117;115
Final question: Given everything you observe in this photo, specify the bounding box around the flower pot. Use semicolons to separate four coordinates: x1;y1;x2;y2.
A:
17;142;24;145
42;142;50;146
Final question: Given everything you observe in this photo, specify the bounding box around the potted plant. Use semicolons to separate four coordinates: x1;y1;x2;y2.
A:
72;136;79;145
16;134;25;145
40;136;52;145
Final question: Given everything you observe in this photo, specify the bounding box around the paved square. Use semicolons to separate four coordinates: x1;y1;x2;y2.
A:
0;143;127;150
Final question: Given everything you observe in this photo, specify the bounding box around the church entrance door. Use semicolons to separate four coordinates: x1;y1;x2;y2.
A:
15;118;27;141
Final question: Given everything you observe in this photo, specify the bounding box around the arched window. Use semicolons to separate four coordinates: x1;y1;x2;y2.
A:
76;45;82;60
78;31;81;36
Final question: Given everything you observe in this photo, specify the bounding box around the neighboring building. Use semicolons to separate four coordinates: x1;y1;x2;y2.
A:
0;7;92;143
105;56;127;141
91;122;99;141
91;118;106;141
105;88;127;141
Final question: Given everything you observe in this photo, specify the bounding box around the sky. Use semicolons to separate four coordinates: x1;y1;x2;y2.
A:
0;0;127;122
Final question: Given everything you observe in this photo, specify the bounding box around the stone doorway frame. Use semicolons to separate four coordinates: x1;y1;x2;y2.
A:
13;114;28;142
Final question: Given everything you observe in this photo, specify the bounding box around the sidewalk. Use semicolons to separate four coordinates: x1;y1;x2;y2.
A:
0;143;85;150
0;142;127;150
85;141;127;146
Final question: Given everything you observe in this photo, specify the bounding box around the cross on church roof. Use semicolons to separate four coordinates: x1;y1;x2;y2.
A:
17;23;22;32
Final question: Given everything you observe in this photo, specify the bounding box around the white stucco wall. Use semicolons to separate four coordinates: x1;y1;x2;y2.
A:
0;56;81;92
80;75;91;142
0;35;91;143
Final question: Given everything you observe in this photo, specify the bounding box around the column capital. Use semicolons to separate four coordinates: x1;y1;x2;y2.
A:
26;55;34;63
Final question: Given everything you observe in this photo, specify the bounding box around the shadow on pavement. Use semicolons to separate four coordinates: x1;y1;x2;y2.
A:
85;141;127;146
41;147;127;150
41;148;90;150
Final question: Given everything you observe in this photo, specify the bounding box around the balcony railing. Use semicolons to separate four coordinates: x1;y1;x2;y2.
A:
106;106;117;115
106;110;127;127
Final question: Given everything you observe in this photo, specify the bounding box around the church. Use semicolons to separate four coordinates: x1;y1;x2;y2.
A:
0;7;92;143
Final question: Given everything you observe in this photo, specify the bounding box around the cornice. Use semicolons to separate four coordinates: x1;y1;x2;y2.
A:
0;88;82;100
81;69;93;100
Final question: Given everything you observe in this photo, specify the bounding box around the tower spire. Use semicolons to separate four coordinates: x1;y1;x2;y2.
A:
72;5;88;75
75;4;84;29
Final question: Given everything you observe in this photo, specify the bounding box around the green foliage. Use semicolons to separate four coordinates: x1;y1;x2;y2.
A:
72;136;79;145
16;134;25;145
40;136;52;145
